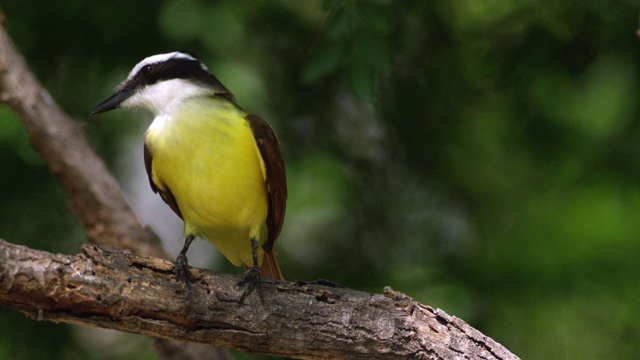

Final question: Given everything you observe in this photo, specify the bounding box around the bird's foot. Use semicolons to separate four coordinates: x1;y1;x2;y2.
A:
235;266;263;303
174;253;194;288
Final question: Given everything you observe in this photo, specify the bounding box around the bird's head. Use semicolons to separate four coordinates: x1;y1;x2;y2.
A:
92;51;232;116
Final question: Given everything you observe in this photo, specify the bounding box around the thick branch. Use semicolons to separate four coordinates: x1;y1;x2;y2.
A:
0;239;518;360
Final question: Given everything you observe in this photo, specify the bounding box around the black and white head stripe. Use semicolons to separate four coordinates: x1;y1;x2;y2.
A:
92;52;234;115
118;52;227;93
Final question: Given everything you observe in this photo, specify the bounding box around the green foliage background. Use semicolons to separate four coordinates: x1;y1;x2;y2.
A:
1;1;639;359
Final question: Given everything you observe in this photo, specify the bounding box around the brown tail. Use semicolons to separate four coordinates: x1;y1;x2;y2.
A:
259;248;284;280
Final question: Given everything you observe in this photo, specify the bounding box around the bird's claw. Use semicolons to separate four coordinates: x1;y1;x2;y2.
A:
174;253;194;288
235;266;263;303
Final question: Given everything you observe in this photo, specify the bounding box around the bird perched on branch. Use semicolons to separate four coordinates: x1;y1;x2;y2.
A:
93;52;287;299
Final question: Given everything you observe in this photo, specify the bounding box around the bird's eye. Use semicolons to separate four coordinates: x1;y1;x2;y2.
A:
140;64;153;76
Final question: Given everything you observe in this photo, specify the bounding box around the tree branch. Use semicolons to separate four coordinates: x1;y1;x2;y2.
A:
0;239;518;359
0;17;164;259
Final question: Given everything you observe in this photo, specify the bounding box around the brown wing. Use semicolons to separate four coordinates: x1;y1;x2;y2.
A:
143;143;183;219
246;114;287;252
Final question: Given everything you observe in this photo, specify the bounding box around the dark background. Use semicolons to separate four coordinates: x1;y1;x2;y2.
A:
1;1;639;359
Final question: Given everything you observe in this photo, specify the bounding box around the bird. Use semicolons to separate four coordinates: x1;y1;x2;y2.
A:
92;51;287;298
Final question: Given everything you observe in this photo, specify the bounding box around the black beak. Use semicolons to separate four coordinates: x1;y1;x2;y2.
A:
91;88;134;115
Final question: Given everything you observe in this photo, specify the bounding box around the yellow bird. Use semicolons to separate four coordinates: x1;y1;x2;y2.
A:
92;52;286;296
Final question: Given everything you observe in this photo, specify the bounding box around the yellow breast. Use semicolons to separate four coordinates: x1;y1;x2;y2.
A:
144;97;268;267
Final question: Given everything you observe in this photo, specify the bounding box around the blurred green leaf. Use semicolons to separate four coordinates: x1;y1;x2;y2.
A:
159;0;206;41
301;41;344;83
347;61;374;100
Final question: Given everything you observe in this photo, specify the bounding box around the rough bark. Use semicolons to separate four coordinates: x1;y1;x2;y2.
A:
0;240;518;359
0;13;520;360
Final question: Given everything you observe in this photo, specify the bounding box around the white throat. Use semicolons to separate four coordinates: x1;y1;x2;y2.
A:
122;79;212;116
